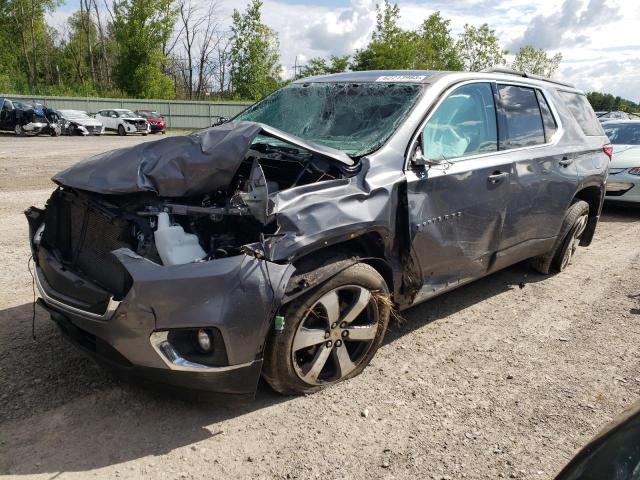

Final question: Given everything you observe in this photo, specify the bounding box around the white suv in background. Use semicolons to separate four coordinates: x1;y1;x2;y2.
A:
96;109;150;136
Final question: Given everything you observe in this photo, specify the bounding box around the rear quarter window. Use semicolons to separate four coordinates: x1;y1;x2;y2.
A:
558;91;604;136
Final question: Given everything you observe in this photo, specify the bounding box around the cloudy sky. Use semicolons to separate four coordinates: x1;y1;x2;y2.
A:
52;0;640;100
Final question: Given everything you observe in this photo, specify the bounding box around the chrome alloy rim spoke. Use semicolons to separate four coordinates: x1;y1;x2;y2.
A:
332;343;357;377
292;327;328;351
292;285;379;385
340;287;371;325
345;323;377;341
301;343;333;383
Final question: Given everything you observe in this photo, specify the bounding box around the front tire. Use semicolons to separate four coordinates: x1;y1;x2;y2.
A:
263;262;390;395
117;124;126;136
14;124;25;137
530;200;590;274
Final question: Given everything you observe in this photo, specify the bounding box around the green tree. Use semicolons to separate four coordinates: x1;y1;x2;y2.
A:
414;12;462;70
512;45;562;78
351;1;417;71
456;23;507;72
1;0;59;89
299;55;350;78
229;0;281;100
586;91;639;113
112;0;176;98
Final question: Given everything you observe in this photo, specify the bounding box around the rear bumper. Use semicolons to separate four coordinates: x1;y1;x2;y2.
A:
26;206;295;396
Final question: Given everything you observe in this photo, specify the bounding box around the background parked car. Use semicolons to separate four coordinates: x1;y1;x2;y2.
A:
596;111;629;122
134;110;166;134
0;98;61;136
95;109;149;136
602;120;640;204
58;109;104;136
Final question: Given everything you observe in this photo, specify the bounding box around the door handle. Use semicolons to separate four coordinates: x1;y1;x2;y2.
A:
488;171;509;184
559;157;574;167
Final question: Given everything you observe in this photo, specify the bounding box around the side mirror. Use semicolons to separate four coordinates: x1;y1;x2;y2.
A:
412;142;442;167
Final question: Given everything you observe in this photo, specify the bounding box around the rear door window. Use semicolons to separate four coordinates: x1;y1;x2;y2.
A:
558;91;604;136
497;84;545;149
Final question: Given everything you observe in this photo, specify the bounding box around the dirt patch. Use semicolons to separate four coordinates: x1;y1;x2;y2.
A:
0;134;639;479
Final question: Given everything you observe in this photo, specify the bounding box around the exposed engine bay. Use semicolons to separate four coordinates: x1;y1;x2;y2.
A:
42;138;351;298
141;143;348;263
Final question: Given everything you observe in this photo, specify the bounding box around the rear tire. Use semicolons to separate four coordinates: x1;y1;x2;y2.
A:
263;262;390;395
14;124;25;137
530;200;590;274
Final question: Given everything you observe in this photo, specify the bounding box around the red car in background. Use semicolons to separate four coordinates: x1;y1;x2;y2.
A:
135;110;166;134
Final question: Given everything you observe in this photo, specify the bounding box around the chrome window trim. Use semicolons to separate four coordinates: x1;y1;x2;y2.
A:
404;78;565;170
149;331;256;372
35;266;121;321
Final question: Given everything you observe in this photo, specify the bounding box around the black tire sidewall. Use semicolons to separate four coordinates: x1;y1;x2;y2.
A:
263;262;390;395
118;124;125;136
551;200;590;272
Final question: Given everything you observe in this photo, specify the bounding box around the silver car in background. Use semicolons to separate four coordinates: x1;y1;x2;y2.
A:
58;110;105;136
603;120;640;204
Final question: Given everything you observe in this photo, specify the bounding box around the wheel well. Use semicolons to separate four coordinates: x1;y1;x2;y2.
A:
574;185;602;217
291;232;394;294
573;185;603;246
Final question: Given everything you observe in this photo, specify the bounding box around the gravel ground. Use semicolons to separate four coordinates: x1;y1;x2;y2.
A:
0;133;639;479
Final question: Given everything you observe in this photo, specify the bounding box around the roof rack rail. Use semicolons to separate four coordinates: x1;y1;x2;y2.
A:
480;67;575;89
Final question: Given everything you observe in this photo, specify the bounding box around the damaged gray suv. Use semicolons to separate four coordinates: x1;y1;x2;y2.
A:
27;70;610;396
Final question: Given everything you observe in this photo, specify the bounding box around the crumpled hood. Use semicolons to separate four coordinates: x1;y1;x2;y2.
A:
52;121;263;197
52;121;353;198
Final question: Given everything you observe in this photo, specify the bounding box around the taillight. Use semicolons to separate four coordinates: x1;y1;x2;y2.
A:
603;144;613;161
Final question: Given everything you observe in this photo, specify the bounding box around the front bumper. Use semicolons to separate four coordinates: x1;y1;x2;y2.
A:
23;122;48;132
74;125;104;135
27;209;294;396
605;171;640;204
123;122;150;134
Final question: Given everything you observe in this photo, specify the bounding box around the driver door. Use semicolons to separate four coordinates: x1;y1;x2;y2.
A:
405;82;513;302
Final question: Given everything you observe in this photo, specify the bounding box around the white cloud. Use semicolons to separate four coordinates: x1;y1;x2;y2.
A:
47;0;640;99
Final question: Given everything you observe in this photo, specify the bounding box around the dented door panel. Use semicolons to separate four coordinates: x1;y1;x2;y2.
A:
406;156;512;301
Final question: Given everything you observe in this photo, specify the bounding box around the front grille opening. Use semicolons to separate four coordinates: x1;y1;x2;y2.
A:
42;190;133;300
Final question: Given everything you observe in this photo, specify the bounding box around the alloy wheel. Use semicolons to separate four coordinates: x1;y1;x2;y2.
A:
291;285;379;385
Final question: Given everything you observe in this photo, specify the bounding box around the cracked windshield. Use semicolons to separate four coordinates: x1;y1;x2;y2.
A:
236;82;424;156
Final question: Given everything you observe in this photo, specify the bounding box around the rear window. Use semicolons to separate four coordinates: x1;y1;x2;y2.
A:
558;91;604;136
498;84;545;149
602;123;640;145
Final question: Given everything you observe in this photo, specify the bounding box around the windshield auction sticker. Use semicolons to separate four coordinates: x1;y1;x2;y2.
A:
375;75;427;82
